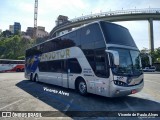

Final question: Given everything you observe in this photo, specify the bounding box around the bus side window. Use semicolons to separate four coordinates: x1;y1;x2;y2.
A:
61;60;67;73
85;50;96;72
94;23;105;49
47;60;62;73
68;59;82;74
38;62;48;72
95;50;109;78
6;61;9;64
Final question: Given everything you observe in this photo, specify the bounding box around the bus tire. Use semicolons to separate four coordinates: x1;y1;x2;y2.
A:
30;73;33;81
16;68;20;72
34;74;39;82
21;68;24;72
77;79;87;96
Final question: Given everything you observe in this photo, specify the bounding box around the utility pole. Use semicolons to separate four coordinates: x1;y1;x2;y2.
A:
34;0;38;39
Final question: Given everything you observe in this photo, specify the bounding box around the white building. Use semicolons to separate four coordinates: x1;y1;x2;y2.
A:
36;26;48;38
9;25;14;33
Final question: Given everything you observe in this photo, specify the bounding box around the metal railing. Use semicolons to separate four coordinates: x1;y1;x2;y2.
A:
50;8;160;37
69;8;160;22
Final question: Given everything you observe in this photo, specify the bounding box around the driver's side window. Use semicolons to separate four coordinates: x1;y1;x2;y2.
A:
95;50;109;78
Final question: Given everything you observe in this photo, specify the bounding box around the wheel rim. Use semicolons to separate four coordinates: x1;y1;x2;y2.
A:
30;74;32;81
79;81;86;94
35;75;38;82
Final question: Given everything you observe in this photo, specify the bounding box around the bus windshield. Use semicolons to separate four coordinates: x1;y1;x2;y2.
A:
100;21;137;48
109;48;142;76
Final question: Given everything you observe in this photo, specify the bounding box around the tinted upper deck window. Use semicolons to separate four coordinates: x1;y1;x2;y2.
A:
100;22;137;48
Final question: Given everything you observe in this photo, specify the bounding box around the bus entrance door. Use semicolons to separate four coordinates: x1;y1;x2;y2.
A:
62;73;68;88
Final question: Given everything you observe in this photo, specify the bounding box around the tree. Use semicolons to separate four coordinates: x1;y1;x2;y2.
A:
140;48;150;68
1;30;12;37
0;34;34;59
151;47;160;63
140;47;160;68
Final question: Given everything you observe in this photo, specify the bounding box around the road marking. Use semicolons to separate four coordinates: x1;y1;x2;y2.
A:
0;98;23;110
64;99;74;112
124;101;134;111
124;101;143;120
145;80;160;85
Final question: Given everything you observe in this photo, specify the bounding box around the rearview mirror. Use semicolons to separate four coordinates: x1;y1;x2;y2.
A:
105;50;119;66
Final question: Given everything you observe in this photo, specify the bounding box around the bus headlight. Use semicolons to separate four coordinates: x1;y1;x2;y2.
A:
126;77;132;84
113;80;128;87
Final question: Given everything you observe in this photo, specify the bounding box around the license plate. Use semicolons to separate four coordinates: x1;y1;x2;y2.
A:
131;89;137;94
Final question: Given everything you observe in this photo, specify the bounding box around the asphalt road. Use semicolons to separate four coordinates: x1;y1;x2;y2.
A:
0;73;160;120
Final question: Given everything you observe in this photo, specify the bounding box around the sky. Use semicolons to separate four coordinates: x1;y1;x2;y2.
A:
0;0;160;50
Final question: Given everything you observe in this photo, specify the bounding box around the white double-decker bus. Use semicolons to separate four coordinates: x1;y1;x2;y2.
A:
25;21;144;97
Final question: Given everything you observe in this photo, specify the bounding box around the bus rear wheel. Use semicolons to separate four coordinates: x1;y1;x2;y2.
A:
77;79;87;96
34;74;39;82
30;74;33;81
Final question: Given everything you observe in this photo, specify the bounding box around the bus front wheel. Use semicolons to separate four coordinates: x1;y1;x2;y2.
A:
77;79;87;96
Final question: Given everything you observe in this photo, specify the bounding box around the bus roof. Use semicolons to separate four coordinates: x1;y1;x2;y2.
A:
26;21;102;51
0;59;25;61
26;20;128;51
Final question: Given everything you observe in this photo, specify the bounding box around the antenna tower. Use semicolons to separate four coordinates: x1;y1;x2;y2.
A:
34;0;38;28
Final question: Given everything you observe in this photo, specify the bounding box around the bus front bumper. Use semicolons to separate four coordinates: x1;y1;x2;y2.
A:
109;81;144;97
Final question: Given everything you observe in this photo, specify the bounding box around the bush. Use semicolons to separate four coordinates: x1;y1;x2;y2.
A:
17;56;25;60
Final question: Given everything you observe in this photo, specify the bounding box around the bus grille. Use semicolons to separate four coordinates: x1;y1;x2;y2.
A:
113;79;143;87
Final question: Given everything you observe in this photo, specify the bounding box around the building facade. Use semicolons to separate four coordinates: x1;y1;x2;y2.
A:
26;27;34;38
55;15;69;26
14;22;21;34
9;22;21;34
9;25;14;34
36;26;48;38
26;26;48;39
